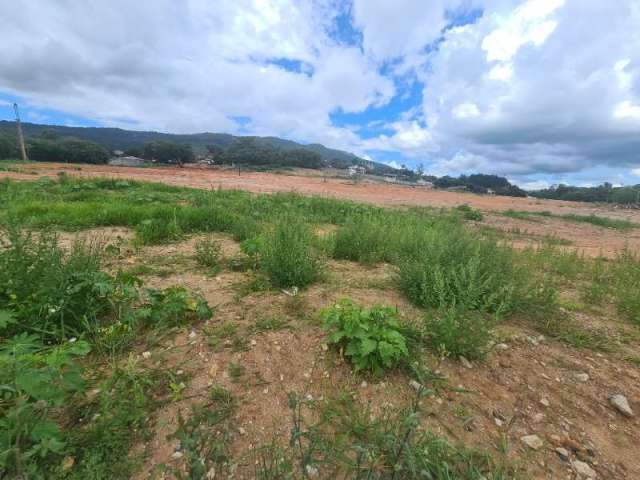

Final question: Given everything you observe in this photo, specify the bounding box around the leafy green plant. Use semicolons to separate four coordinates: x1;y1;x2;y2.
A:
194;236;222;269
0;334;89;478
322;300;409;375
259;217;321;288
144;286;212;328
0;225;142;342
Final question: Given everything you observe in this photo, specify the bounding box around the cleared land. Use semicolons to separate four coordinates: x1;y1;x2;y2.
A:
2;161;640;258
0;166;639;479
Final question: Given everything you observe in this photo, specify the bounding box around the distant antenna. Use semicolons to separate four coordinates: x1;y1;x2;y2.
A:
13;103;28;161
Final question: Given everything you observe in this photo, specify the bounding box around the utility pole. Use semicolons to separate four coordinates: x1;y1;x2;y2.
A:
13;103;28;161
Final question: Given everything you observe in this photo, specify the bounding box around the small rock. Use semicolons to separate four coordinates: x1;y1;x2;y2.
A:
555;447;570;461
142;351;151;359
409;380;423;392
62;456;75;471
572;459;597;478
360;381;368;388
521;434;544;450
305;465;319;478
188;330;197;339
495;343;509;351
459;356;473;369
575;373;590;382
250;339;257;346
239;427;247;435
176;370;184;375
171;451;184;460
532;413;545;423
321;344;329;351
609;394;634;417
494;418;503;427
540;397;550;407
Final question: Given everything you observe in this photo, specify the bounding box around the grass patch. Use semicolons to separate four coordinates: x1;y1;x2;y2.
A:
250;392;514;479
502;209;636;230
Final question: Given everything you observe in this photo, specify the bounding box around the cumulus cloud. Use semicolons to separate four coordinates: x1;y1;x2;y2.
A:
1;0;639;184
412;0;640;179
0;0;392;146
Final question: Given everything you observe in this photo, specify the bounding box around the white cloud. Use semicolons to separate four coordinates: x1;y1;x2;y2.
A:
632;168;640;177
352;0;455;60
0;0;392;152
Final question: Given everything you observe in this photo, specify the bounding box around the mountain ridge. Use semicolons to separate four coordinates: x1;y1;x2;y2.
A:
0;120;397;173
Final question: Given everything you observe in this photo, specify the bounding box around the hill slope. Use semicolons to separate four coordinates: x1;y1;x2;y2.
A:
0;121;397;173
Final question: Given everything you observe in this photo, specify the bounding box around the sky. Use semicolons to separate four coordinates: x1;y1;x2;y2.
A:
1;0;639;189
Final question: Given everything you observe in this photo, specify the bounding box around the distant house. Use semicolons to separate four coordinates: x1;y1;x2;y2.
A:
416;179;434;188
347;165;366;176
445;185;469;192
109;156;147;167
112;149;125;157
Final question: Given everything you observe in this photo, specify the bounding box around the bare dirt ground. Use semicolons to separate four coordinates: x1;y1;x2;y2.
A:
79;231;637;480
3;162;640;258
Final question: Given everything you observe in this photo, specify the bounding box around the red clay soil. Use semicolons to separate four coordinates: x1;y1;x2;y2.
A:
3;162;640;257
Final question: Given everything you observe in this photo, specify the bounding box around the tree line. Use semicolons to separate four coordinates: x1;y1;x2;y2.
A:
530;183;640;204
434;174;528;197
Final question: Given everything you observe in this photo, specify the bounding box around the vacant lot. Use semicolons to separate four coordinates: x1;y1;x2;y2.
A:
1;169;639;479
2;161;640;258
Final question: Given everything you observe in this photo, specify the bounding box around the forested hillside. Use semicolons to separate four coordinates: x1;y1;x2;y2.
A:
0;121;396;173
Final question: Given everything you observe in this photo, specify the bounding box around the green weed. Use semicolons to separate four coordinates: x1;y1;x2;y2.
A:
322;299;409;375
194;236;222;269
259;216;322;288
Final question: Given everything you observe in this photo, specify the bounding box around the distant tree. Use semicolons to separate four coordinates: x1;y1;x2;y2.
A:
0;133;18;159
206;144;224;159
416;163;424;176
141;141;195;166
26;137;109;164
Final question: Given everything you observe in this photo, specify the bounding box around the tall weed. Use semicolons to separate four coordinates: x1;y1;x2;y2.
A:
259;216;321;288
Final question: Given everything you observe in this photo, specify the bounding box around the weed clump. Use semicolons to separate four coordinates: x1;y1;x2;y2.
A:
322;299;409;375
194;236;222;269
398;225;518;315
425;307;494;359
456;204;484;221
259;216;321;288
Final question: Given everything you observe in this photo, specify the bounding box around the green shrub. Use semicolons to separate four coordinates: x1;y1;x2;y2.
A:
0;334;89;477
144;286;212;328
322;299;409;375
425;307;494;359
398;225;518;315
194;236;222;268
259;217;321;288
